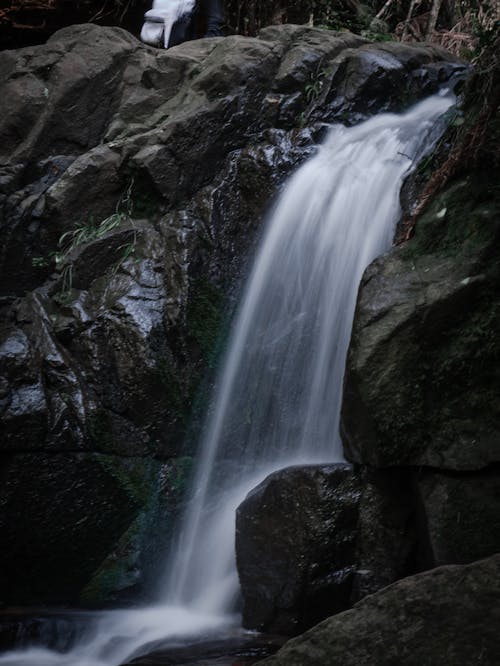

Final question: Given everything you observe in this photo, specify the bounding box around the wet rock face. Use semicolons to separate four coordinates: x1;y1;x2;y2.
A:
236;465;416;634
415;467;500;569
0;24;462;604
334;161;500;651
236;465;361;634
0;453;157;603
0;24;463;298
262;554;500;666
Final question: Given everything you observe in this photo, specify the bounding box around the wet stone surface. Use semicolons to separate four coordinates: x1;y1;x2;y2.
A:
0;22;464;606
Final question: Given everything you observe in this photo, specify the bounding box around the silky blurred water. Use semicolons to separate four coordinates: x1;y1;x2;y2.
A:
141;0;196;47
164;90;455;614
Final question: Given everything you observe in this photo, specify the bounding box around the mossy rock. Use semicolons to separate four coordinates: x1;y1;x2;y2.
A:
0;453;162;605
341;172;500;470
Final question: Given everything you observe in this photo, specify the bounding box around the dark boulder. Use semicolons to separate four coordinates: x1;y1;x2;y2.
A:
236;464;416;634
415;466;500;569
262;554;500;666
236;464;361;634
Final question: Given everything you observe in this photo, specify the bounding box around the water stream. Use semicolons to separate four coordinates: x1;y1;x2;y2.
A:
141;0;196;48
0;91;454;666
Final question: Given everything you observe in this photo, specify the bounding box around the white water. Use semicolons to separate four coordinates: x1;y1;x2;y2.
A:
0;92;454;666
141;0;196;48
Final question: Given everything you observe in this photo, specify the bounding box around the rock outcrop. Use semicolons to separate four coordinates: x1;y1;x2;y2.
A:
242;51;498;662
236;464;416;635
262;554;500;666
0;23;462;605
236;465;362;634
232;37;500;640
340;167;500;571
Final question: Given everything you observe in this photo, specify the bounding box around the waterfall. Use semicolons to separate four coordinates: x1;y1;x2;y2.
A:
0;91;454;666
141;0;196;48
162;89;455;614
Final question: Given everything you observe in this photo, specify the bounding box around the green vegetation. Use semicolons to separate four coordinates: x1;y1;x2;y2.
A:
187;278;225;367
156;357;186;416
305;65;327;103
44;179;143;298
58;213;128;258
225;1;499;61
167;456;194;493
3;1;498;63
403;175;500;261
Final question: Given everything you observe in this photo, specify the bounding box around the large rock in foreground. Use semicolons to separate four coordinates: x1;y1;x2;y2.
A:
262;553;500;666
236;463;500;637
236;464;416;634
236;465;361;634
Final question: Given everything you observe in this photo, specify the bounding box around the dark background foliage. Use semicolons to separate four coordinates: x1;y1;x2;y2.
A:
1;1;498;56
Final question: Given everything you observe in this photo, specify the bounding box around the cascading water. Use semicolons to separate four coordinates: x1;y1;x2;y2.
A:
0;91;454;666
162;89;455;615
141;0;196;48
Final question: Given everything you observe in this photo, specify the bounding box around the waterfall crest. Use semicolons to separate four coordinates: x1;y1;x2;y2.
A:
0;91;454;666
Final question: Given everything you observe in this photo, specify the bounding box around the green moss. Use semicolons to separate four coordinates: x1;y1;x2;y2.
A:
94;454;158;506
81;517;143;604
187;278;225;367
87;409;115;451
432;297;499;383
403;174;500;261
427;294;500;443
156;357;186;417
166;456;194;494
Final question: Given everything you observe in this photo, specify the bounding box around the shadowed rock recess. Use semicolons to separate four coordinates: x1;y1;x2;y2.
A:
262;554;500;666
0;23;463;606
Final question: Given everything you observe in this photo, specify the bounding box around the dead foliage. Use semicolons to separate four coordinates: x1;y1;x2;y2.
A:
397;30;499;243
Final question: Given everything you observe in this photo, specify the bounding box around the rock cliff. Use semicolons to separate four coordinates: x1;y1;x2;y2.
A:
0;23;462;605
